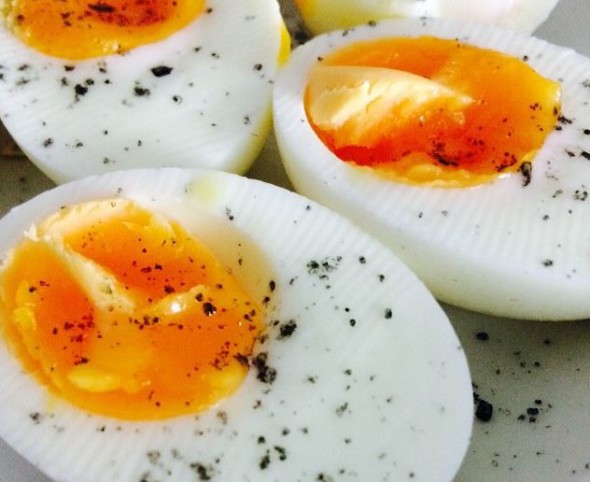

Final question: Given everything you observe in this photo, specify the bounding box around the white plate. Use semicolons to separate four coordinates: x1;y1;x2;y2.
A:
1;0;590;481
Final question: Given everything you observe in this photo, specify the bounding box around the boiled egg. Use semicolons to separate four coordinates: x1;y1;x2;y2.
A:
0;168;472;481
0;0;289;183
273;18;590;321
294;0;560;35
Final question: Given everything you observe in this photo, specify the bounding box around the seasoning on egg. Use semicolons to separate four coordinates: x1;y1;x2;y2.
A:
3;0;206;60
305;36;561;187
475;397;494;422
0;199;264;420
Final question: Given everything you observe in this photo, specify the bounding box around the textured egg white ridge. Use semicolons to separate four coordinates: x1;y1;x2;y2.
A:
0;168;472;481
273;18;590;320
0;0;283;183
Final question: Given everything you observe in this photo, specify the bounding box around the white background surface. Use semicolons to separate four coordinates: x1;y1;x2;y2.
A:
1;0;589;480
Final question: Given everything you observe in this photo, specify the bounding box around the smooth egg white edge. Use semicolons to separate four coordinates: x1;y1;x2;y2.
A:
296;0;560;35
0;168;472;481
273;18;590;321
0;0;284;184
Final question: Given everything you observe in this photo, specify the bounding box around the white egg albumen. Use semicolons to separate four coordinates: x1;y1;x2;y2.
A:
0;0;286;184
295;0;560;34
0;168;472;481
273;18;590;321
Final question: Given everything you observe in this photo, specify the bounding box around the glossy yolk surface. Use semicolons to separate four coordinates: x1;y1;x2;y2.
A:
4;0;205;59
305;36;561;187
0;199;263;420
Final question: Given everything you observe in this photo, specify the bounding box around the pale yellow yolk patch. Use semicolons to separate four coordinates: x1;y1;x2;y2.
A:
278;21;292;66
294;0;383;34
305;36;562;187
308;65;473;148
2;0;206;59
0;199;263;420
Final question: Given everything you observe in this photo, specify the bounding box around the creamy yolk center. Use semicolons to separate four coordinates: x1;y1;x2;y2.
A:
0;199;263;420
3;0;205;59
305;36;562;187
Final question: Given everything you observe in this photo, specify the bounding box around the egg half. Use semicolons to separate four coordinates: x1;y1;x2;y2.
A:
273;18;590;321
0;168;472;481
0;0;289;183
294;0;560;35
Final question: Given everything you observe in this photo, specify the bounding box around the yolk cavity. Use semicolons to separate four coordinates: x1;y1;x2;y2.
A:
305;36;562;187
4;0;205;59
0;199;263;420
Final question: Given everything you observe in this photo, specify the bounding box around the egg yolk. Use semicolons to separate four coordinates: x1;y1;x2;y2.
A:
3;0;205;59
0;199;263;420
305;36;562;187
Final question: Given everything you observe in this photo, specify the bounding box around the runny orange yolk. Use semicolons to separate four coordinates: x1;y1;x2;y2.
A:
0;199;263;420
3;0;205;59
305;36;562;187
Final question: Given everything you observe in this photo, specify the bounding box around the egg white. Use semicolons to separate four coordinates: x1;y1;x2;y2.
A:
0;0;286;184
0;168;472;481
273;18;590;321
295;0;560;34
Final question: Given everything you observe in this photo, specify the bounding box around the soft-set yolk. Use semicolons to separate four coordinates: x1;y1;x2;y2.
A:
3;0;205;59
0;199;263;420
305;36;562;187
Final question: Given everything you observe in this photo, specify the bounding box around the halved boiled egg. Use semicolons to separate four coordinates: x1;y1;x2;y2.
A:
0;0;289;183
294;0;560;35
273;18;590;320
0;168;472;481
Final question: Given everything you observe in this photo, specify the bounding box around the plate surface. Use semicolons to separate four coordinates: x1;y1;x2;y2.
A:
1;0;590;481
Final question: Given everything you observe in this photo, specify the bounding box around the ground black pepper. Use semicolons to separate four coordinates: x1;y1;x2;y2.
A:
475;398;493;422
150;66;173;77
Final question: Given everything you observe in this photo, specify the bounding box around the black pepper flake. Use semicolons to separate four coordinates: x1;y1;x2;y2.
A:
278;319;297;339
335;402;349;417
259;452;271;470
150;65;173;77
88;2;116;13
74;84;88;96
475;331;490;341
574;189;588;201
274;446;287;461
190;462;213;481
475;398;494;422
543;259;554;267
384;308;393;319
29;412;44;424
581;151;590;161
164;284;175;294
234;353;249;367
252;352;277;384
203;302;217;316
519;161;532;187
134;86;151;97
43;138;53;148
307;256;342;279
